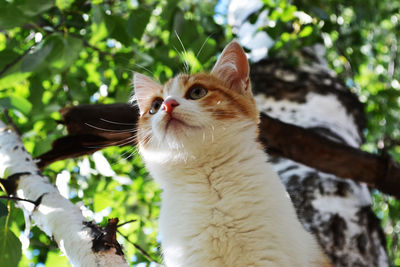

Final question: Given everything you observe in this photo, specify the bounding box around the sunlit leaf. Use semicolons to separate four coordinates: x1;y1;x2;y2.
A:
0;228;22;267
45;250;70;266
299;25;313;37
56;0;73;10
44;34;83;72
0;95;32;115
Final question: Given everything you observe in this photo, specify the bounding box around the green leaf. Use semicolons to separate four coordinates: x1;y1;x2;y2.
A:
27;76;45;113
170;11;201;54
44;34;83;73
0;49;32;89
56;0;73;10
0;202;7;218
0;95;32;115
89;5;107;44
281;4;297;22
299;25;313;38
91;4;104;24
94;191;114;212
0;228;22;267
0;71;30;90
0;1;29;29
16;0;55;16
45;250;70;267
0;49;20;71
105;15;131;46
161;0;180;28
21;41;54;72
127;8;151;40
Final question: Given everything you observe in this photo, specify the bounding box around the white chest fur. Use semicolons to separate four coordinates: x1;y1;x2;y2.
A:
142;138;325;267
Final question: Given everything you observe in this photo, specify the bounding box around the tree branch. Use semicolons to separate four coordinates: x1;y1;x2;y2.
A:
117;229;161;264
0;195;38;205
0;121;129;266
35;103;400;198
258;113;400;198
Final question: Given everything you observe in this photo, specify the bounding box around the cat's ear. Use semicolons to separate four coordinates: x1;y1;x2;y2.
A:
133;72;162;115
211;41;251;96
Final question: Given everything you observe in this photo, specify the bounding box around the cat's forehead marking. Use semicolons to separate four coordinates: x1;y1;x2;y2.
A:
164;74;190;97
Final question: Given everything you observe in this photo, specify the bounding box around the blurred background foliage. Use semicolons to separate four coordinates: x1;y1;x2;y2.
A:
0;0;399;266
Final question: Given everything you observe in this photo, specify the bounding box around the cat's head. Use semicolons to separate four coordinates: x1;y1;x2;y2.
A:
133;41;259;160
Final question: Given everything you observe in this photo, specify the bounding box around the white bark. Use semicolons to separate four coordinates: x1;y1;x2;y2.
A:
0;121;128;267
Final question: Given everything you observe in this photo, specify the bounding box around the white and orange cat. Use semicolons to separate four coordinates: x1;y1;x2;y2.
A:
133;41;331;266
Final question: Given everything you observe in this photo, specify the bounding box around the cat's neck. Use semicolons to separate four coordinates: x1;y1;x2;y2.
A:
142;124;270;189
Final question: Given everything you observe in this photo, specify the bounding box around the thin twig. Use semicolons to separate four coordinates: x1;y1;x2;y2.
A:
117;229;160;264
117;219;137;228
0;195;37;205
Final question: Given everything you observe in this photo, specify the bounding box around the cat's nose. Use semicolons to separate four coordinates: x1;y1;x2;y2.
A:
161;98;180;114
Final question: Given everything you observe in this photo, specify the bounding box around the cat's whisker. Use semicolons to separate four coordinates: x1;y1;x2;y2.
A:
100;118;136;126
133;63;156;79
107;147;138;168
84;122;137;134
196;33;213;58
141;133;153;147
174;30;190;74
209;125;215;143
84;135;137;149
120;146;138;161
172;45;189;74
112;136;137;147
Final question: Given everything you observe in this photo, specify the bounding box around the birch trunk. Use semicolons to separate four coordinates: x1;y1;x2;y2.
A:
0;121;128;267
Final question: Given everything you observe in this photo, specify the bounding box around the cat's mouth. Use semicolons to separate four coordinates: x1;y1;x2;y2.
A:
164;115;199;133
165;117;189;130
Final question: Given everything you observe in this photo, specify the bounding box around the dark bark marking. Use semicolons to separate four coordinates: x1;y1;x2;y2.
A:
33;193;46;209
355;233;367;255
335;180;351;197
84;218;124;256
277;165;299;175
329;214;347;249
1;172;30;194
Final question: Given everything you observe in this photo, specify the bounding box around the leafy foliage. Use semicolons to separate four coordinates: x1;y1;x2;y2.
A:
0;0;399;266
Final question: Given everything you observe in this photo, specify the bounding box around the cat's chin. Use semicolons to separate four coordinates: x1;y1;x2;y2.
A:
165;117;192;132
161;116;201;141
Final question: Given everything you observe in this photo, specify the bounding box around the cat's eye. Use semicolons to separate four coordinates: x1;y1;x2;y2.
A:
187;86;207;100
149;98;163;115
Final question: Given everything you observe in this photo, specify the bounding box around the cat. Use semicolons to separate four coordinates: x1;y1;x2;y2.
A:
133;41;331;267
